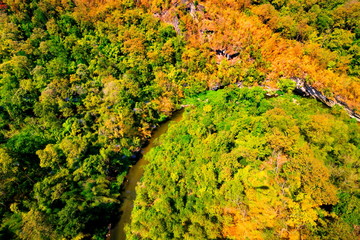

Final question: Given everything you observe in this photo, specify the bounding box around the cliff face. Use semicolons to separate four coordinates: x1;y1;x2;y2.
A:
293;78;360;122
143;0;360;118
185;76;360;121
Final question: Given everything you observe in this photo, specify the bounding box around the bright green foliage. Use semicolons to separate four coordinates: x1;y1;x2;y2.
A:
0;0;359;239
277;78;296;93
0;0;187;238
129;87;360;239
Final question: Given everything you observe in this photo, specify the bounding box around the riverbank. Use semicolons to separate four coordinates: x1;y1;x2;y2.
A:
109;109;185;240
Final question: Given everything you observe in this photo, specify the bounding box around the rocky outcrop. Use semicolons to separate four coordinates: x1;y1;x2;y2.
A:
201;77;359;121
214;49;240;60
292;78;336;106
292;78;360;122
186;1;205;18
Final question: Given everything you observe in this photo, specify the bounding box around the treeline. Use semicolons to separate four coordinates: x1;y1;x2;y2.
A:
129;87;360;239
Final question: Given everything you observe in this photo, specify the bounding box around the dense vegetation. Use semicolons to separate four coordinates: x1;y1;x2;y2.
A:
0;1;188;239
142;0;360;109
129;87;360;239
0;0;358;239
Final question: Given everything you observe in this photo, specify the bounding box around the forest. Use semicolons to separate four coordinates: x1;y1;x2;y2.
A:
129;87;360;239
0;0;359;239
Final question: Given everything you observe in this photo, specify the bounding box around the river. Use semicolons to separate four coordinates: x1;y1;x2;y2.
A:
110;109;185;240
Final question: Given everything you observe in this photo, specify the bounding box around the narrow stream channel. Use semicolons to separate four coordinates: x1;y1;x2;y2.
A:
110;109;185;240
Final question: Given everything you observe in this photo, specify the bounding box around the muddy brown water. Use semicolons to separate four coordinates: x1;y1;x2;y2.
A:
110;109;184;240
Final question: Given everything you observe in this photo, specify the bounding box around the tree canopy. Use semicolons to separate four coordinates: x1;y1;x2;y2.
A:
129;87;360;239
0;0;359;239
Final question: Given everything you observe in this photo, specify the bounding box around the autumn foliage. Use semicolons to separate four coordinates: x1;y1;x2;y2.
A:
140;0;360;110
0;0;359;239
129;88;359;239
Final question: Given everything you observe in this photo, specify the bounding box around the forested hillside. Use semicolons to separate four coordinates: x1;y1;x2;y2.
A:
129;87;360;239
0;1;187;239
140;0;360;110
0;0;359;239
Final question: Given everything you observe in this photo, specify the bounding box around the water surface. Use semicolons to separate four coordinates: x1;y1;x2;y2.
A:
110;109;184;240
